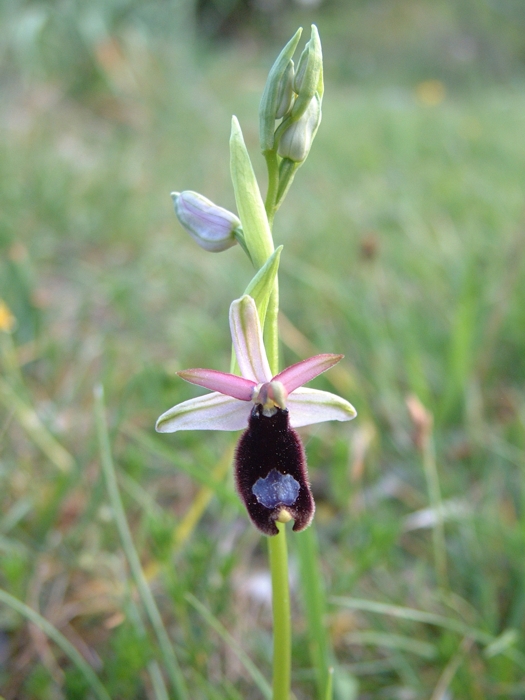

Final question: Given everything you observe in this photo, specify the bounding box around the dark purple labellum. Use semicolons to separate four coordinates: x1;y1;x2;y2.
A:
235;405;315;536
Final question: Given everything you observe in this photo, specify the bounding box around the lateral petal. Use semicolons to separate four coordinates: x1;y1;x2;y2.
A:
156;392;252;432
273;353;343;394
287;387;357;428
178;368;256;401
229;296;272;383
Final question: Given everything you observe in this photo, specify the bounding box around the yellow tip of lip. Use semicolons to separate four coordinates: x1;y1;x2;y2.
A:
276;509;293;524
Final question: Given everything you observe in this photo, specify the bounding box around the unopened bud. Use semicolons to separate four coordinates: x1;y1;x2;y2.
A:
277;94;321;163
172;191;241;252
259;28;302;153
275;60;295;119
292;25;323;121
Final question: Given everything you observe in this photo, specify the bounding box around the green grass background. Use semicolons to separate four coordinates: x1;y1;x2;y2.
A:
1;0;525;698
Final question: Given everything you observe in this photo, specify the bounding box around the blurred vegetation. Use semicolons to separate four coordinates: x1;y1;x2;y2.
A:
1;0;525;698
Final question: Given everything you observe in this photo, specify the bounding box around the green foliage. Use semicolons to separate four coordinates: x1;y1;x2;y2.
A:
105;623;152;697
1;3;525;699
23;665;56;700
64;668;91;700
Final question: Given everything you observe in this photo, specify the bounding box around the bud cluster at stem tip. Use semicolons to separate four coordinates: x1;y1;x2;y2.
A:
259;25;323;163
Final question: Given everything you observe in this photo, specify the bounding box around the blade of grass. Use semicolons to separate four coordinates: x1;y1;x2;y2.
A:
430;636;473;700
331;597;525;670
344;631;437;659
148;660;171;700
122;424;234;501
406;395;448;589
422;429;448;590
324;667;334;700
123;586;171;700
172;443;234;550
0;329;25;387
94;385;188;700
143;443;235;583
0;376;73;473
295;524;332;699
0;587;111;700
439;269;478;422
185;592;272;700
0;497;33;534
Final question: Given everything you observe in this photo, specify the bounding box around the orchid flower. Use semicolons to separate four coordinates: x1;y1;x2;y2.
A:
156;295;356;535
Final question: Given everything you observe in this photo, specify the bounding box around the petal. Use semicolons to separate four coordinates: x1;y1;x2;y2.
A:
235;405;315;536
287;387;357;428
156;392;252;433
229;296;272;383
273;353;343;394
178;368;256;401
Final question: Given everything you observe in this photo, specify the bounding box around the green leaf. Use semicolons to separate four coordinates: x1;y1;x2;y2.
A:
230;116;274;270
243;245;282;329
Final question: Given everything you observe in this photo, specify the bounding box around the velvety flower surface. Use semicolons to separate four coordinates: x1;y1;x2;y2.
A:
156;295;356;533
235;404;315;535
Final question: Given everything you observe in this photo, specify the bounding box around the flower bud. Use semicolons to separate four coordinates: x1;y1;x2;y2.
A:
259;28;302;153
172;191;241;252
291;25;323;121
277;94;321;163
275;60;295;119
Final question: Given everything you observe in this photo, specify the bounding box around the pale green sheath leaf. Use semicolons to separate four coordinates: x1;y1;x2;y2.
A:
243;245;282;328
230;116;274;270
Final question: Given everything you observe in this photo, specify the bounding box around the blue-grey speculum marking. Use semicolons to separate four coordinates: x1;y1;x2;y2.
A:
252;469;300;509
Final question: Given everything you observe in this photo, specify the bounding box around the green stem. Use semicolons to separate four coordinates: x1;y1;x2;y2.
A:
264;283;280;375
268;522;291;700
263;219;291;700
264;150;280;228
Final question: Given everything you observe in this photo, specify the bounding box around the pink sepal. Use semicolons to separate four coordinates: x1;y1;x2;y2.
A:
178;368;255;401
273;354;343;394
